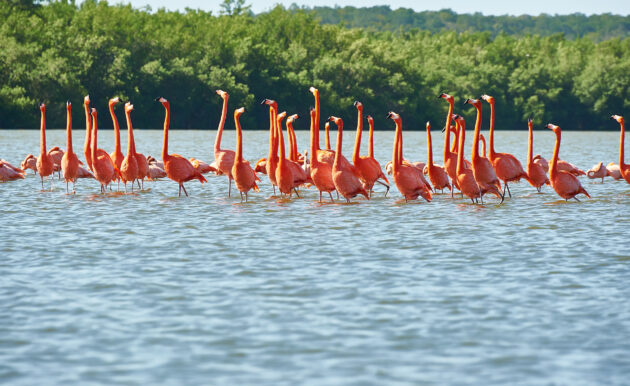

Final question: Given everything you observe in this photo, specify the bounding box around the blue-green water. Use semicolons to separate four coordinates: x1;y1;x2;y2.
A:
1;129;629;385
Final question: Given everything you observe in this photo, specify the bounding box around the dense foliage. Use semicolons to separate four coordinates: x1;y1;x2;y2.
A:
310;6;630;41
1;1;629;131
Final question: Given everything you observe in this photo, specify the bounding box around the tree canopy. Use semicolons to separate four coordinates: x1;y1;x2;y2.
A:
1;1;629;131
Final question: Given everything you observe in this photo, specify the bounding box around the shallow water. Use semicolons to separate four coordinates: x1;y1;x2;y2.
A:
1;128;629;385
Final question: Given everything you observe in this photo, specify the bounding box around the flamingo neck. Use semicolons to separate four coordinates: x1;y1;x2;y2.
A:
368;119;374;159
392;119;402;173
472;105;482;161
334;121;343;168
457;121;465;175
527;122;534;166
235;112;243;162
287;121;296;161
40;109;47;156
277;115;286;163
426;124;433;166
161;104;170;161
215;95;228;155
549;129;561;179
125;111;135;157
84;103;91;156
110;103;121;155
66;107;73;154
314;92;321;151
481;136;487;158
310;111;318;167
443;100;453;161
353;107;363;164
488;102;496;159
325;123;331;150
620;121;626;168
91;112;98;162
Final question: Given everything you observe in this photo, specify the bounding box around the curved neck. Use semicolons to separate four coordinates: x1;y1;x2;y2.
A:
84;103;91;154
620;121;626;167
488;102;496;158
125;110;135;156
472;105;482;160
549;130;561;178
368;119;374;158
527;122;533;165
426;124;433;166
40;108;47;155
110;103;121;154
325;123;331;150
161;104;170;160
314;92;321;150
443;100;453;160
287;120;297;161
267;106;277;160
353;107;363;164
215;95;228;154
235;112;243;162
457;121;465;174
66;107;73;154
334;121;343;167
91;112;98;162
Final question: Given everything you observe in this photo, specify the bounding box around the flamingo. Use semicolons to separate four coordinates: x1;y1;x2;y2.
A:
0;160;25;181
464;99;503;203
108;97;124;170
525;118;550;192
120;102;139;192
328;116;369;202
36;103;54;189
231;107;260;201
533;154;549;173
545;124;590;201
308;108;335;202
254;158;267;175
439;93;467;197
156;97;207;196
90;108;120;192
83;95;93;171
587;162;608;182
286;114;304;164
453;114;481;203
606;162;623;180
262;99;279;193
480;94;530;198
147;156;167;180
214;90;236;196
48;147;64;178
324;121;331;150
352;102;390;197
275;111;296;197
425;121;451;193
611;115;630;184
282;114;309;191
21;154;37;174
387;112;431;202
189;158;218;174
60;101;80;193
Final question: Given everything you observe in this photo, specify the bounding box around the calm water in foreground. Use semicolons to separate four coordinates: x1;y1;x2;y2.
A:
1;129;629;385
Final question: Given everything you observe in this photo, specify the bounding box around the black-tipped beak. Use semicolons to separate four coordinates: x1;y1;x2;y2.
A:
438;93;445;99
441;126;446;133
327;116;334;122
260;99;267;105
154;97;161;102
386;113;393;120
463;99;471;106
353;101;359;107
528;117;532;123
67;100;71;105
610;115;616;120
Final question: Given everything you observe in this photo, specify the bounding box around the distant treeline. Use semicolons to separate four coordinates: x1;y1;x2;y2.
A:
308;6;630;41
1;1;629;131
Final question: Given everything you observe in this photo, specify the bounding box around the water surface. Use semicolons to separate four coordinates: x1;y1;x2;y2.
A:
1;129;629;385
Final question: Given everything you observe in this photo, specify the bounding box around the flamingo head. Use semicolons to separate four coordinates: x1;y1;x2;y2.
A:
464;98;481;108
426;121;431;131
309;86;319;96
480;94;495;104
216;89;228;99
438;93;453;103
386;112;400;121
453;114;465;126
353;101;363;110
39;103;45;112
261;99;277;109
327;116;342;127
108;97;121;106
277;111;287;122
90;108;97;117
545;123;560;133
611;115;624;124
234;107;245;118
367;115;374;125
288;114;299;123
155;97;169;107
66;100;71;110
84;95;90;106
125;102;134;113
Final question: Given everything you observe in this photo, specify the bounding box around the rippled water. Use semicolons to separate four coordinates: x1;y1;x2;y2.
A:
1;128;629;385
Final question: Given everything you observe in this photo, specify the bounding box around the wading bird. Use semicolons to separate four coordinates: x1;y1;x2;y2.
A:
545;124;590;201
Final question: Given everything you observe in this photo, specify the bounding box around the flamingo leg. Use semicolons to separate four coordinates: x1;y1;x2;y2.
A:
294;188;300;198
181;184;189;197
479;191;483;205
375;179;390;197
273;185;276;196
178;184;181;197
506;182;512;198
240;192;244;202
137;179;141;190
336;191;340;200
40;176;44;190
124;182;128;193
574;196;581;202
329;192;334;202
228;178;232;197
66;181;69;194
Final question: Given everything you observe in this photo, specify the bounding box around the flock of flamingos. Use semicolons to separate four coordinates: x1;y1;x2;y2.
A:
1;87;629;204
